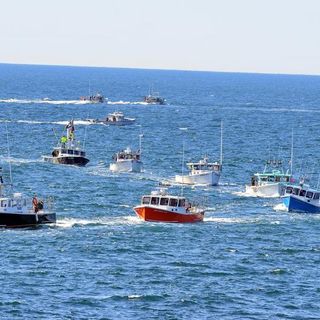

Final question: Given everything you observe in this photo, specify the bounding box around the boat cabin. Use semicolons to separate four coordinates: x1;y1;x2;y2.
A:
141;195;186;208
113;149;140;161
187;162;221;172
251;172;291;186
106;112;124;122
52;147;86;158
284;186;320;201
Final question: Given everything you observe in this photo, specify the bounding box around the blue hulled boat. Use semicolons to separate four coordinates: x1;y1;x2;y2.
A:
282;184;320;214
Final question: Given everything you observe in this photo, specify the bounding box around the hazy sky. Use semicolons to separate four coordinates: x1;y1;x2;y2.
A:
1;0;319;75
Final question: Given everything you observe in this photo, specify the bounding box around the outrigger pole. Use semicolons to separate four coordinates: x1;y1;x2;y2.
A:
290;128;293;175
5;123;13;191
220;120;223;168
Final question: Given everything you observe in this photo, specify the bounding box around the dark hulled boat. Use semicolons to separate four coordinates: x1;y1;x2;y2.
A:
0;168;56;228
43;120;89;166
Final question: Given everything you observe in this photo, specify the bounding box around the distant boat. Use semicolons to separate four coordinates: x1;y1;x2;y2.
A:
80;92;105;103
42;120;89;166
282;181;320;214
110;147;142;173
246;130;294;197
110;134;143;173
133;188;205;223
86;111;135;126
143;87;165;105
175;157;222;185
245;159;292;197
175;121;223;186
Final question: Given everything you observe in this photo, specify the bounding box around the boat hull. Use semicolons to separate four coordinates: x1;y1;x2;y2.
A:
134;206;204;223
175;171;220;186
43;156;89;166
283;196;320;214
245;183;285;197
0;212;56;228
110;160;142;173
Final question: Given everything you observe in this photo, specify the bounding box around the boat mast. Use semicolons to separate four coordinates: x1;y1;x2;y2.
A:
5;124;13;192
220;120;223;167
139;133;143;157
179;128;188;196
290;128;293;175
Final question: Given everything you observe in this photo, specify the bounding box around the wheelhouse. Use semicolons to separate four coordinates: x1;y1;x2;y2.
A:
284;186;320;200
141;195;186;208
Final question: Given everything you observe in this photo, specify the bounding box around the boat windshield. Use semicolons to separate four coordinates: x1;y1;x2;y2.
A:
293;188;300;195
299;189;306;197
169;198;178;207
151;197;159;205
313;193;320;200
178;199;185;207
306;191;313;199
285;186;293;194
160;197;169;205
142;196;150;205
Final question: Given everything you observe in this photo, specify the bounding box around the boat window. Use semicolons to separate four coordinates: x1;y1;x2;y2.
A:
1;200;6;207
74;150;79;155
299;189;306;197
293;188;300;195
169;198;178;207
8;200;12;207
275;176;280;182
68;150;73;155
313;193;320;200
142;196;150;205
23;199;27;206
306;191;313;199
61;149;67;154
151;197;159;205
160;198;169;206
194;165;200;170
178;199;185;207
268;176;275;182
285;186;293;194
261;177;267;182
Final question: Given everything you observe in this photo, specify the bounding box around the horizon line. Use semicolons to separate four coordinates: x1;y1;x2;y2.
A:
1;61;320;78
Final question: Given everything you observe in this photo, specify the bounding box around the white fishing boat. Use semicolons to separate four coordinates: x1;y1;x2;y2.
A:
175;122;223;186
109;135;143;173
42;120;89;166
245;132;294;197
86;111;135;126
143;86;166;105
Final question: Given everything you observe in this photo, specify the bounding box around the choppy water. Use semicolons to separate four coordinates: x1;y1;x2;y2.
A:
0;64;320;319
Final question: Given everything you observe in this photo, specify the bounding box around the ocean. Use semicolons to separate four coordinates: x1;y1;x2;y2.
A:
0;63;319;319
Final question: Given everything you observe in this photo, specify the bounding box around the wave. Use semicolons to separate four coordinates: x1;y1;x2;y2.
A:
233;190;279;198
273;203;288;211
0;155;42;164
56;216;141;228
0;98;153;106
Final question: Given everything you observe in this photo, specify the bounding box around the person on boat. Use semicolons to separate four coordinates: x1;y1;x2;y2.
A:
32;195;38;213
60;135;67;147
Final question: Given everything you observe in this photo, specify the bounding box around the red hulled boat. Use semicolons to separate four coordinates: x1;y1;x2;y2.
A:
133;189;205;223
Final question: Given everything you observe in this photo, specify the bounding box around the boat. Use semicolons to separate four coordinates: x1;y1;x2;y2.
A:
246;131;294;197
86;111;135;126
133;188;205;223
0;157;55;228
282;181;320;214
245;159;292;197
175;157;222;185
80;92;105;103
143;87;166;105
109;134;143;173
42;120;90;166
175;121;223;186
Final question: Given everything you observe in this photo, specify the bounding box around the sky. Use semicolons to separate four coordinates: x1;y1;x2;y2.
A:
0;0;319;75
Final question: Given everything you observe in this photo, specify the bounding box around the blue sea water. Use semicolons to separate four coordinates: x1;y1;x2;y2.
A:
0;63;320;319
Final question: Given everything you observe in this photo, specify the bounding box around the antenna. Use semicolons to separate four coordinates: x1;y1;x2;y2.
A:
5;123;13;191
290;128;293;175
220;120;223;167
179;127;188;196
139;132;143;157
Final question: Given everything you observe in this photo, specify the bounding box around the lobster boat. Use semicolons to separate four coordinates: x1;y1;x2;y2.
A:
133;189;205;223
